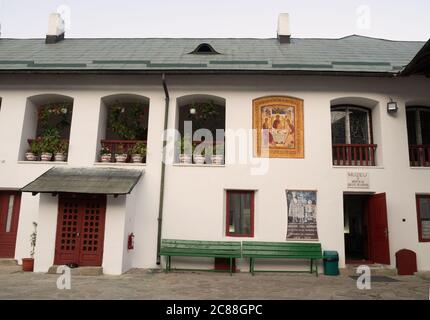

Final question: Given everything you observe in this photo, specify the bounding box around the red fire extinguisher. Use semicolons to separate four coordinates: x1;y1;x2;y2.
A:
127;233;135;250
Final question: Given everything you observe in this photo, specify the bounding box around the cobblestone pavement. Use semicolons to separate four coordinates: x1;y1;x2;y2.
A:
0;267;429;300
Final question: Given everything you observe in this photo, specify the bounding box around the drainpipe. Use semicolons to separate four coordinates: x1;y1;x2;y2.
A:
156;73;170;265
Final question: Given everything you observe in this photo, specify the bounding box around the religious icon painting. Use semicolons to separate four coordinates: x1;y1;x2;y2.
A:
253;96;304;158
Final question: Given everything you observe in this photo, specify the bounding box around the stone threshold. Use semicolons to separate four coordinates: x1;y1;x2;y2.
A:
47;265;103;276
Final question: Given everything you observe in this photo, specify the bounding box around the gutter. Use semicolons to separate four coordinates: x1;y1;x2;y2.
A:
156;73;170;265
0;69;397;78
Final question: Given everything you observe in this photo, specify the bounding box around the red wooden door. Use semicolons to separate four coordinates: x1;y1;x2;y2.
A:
368;193;390;265
54;195;106;266
0;192;21;258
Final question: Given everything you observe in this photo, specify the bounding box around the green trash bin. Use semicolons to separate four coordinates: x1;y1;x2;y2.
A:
323;251;339;276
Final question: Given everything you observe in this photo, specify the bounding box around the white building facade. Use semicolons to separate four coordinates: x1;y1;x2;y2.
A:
0;15;429;275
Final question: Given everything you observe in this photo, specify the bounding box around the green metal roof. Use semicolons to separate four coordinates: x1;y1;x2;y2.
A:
21;167;143;195
0;35;426;74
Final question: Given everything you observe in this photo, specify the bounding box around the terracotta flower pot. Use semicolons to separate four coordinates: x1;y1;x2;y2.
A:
22;258;34;272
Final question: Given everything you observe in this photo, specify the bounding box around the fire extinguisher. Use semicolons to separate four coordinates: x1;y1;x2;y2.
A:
128;233;135;250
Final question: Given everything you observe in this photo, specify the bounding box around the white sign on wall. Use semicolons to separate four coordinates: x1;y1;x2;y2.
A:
347;172;370;189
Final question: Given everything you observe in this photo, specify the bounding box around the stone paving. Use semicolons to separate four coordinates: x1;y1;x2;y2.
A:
0;266;429;300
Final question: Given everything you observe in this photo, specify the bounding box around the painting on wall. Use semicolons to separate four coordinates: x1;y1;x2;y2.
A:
286;190;318;240
253;96;304;158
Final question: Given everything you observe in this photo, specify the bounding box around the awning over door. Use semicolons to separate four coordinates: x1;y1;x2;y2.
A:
21;167;143;195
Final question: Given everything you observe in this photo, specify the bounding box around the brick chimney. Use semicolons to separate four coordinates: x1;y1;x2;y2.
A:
46;13;65;44
277;13;291;44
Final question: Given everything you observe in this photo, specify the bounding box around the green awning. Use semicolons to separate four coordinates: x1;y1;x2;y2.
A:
21;167;143;195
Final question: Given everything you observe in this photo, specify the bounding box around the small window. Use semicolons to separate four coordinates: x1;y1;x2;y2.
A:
5;195;15;233
226;190;254;237
416;195;430;242
190;43;219;55
407;107;430;145
331;105;372;145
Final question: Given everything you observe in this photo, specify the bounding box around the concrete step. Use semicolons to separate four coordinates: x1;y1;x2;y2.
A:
48;265;103;276
415;272;430;281
0;259;18;266
340;264;398;277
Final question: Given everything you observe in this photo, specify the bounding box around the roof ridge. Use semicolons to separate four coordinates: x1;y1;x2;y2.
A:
0;35;426;43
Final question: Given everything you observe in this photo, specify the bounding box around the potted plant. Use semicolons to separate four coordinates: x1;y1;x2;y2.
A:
54;140;68;162
211;143;225;165
130;142;147;163
115;144;128;163
179;136;193;164
22;222;37;272
25;139;41;161
193;144;206;165
39;129;60;162
100;146;112;163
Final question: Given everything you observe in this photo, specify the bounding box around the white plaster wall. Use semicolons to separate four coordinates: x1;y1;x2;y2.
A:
33;194;58;273
0;73;429;274
102;195;127;275
14;193;39;264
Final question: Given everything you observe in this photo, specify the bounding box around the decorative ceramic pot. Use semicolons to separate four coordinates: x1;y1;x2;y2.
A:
40;152;52;161
179;154;192;164
25;152;37;161
54;153;66;162
211;155;224;165
115;153;128;163
131;154;143;163
193;155;206;165
100;154;112;163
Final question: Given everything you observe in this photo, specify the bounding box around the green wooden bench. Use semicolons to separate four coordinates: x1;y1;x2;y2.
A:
242;241;323;277
160;239;242;275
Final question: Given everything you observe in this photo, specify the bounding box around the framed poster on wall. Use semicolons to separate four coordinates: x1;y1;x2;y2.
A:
286;190;318;240
253;96;304;158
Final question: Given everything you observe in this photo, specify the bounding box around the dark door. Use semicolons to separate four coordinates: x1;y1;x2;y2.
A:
54;194;106;266
0;192;21;258
368;193;390;265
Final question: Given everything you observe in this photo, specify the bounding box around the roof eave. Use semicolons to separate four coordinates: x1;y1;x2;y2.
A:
0;69;398;77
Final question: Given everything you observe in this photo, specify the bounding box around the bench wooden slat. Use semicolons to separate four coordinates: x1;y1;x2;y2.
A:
160;239;242;275
242;241;323;277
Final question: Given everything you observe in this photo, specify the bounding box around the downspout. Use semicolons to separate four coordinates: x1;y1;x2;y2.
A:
156;73;170;265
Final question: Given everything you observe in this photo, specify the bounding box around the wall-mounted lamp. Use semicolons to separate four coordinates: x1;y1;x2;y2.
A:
189;107;196;115
387;99;398;114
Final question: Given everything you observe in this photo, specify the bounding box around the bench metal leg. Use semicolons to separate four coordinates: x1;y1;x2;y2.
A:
315;260;319;277
310;259;313;274
229;258;233;276
251;258;255;276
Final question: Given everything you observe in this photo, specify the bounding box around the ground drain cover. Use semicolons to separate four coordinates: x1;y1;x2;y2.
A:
349;276;400;282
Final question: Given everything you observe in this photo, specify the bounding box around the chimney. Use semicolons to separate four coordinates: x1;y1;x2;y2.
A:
46;13;65;44
277;13;291;44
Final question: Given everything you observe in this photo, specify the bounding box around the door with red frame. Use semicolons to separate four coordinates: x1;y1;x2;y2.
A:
368;193;390;265
0;192;21;258
54;194;106;266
